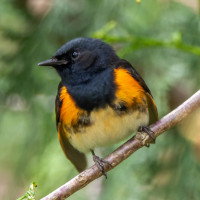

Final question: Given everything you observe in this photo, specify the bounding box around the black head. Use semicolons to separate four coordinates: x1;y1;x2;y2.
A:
38;38;119;85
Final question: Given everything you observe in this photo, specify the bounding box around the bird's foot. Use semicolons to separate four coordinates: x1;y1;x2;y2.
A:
138;126;156;147
91;150;111;179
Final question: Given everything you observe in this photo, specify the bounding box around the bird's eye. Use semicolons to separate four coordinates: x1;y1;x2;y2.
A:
71;51;79;59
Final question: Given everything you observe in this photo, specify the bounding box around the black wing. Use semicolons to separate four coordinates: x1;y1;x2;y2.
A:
55;82;87;172
115;59;158;124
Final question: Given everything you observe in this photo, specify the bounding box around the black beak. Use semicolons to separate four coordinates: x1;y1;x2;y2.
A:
38;58;68;66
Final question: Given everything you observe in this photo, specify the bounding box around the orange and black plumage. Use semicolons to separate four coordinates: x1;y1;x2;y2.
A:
38;38;158;175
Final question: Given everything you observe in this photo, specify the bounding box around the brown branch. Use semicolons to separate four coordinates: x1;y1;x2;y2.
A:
41;90;200;200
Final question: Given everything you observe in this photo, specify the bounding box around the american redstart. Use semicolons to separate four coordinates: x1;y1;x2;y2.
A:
38;38;158;177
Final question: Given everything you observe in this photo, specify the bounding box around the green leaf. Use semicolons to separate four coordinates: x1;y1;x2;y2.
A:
17;182;37;200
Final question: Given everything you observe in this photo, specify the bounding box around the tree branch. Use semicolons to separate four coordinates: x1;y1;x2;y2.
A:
41;90;200;200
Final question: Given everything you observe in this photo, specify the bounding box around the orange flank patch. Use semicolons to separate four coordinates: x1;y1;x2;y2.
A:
114;68;145;106
59;86;83;126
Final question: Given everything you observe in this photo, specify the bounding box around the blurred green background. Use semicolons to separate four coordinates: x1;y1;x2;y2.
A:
0;0;200;199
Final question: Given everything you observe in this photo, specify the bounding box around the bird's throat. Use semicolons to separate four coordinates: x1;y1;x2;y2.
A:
63;68;115;111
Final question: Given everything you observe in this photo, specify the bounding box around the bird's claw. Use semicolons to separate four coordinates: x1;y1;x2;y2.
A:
138;126;156;147
91;150;111;178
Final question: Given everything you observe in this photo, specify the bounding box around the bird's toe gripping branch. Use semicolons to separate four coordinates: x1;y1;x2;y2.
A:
136;126;156;147
91;150;112;179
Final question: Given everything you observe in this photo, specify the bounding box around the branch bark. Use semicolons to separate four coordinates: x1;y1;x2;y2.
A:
41;90;200;200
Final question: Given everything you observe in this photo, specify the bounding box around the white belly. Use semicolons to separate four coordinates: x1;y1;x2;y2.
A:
68;106;149;153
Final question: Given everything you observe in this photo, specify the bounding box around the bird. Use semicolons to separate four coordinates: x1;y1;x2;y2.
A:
38;37;158;177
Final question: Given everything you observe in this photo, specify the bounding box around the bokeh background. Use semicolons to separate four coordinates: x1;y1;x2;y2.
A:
0;0;200;199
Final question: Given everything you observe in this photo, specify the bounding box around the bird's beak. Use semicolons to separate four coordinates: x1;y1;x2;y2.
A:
38;58;68;66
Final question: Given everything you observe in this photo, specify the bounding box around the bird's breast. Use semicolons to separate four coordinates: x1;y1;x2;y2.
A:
59;66;150;152
62;105;149;153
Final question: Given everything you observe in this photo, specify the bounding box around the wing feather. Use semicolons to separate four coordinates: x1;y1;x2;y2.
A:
55;82;87;172
115;60;158;124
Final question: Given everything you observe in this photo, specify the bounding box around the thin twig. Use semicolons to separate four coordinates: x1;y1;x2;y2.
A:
41;90;200;200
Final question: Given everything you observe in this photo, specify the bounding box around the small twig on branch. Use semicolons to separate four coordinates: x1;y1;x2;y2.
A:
41;90;200;200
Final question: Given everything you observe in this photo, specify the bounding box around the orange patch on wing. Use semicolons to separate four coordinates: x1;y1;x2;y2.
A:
59;86;83;125
114;68;145;106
